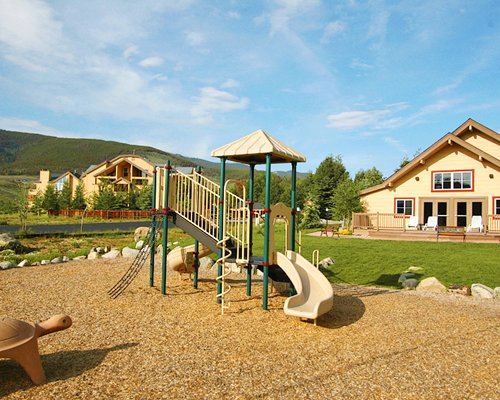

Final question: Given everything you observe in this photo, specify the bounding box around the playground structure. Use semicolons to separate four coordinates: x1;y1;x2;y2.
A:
110;130;333;322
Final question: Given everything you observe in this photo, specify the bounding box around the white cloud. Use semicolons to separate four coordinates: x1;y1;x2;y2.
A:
123;45;139;59
221;79;240;88
383;136;408;154
321;21;345;43
0;116;78;137
185;31;205;46
191;87;249;124
327;110;391;129
350;58;373;70
139;56;164;67
227;11;240;19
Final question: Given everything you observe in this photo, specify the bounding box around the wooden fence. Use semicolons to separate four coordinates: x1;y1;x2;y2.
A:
48;210;151;219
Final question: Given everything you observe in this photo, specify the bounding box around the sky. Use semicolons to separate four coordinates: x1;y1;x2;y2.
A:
0;0;499;177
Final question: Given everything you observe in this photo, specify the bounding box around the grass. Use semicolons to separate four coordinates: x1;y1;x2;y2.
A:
252;224;499;289
0;212;150;225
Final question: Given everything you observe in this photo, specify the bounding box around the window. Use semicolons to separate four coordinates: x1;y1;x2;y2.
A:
54;176;67;192
395;198;414;216
433;170;472;191
123;167;129;177
494;197;500;216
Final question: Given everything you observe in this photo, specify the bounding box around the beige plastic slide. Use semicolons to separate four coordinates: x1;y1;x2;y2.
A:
169;243;212;275
277;250;334;320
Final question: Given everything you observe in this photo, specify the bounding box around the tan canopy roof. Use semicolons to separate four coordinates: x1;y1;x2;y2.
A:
211;129;306;164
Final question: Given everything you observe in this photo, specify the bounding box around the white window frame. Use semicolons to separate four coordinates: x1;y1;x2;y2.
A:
395;198;414;216
433;170;472;191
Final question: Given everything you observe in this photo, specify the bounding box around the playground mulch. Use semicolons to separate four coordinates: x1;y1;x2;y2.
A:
1;257;499;399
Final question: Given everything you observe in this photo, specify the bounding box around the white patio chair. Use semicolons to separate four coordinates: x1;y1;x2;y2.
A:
407;215;419;229
466;215;484;233
424;216;438;231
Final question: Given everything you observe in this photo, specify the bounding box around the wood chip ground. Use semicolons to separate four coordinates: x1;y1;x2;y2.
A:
1;257;499;399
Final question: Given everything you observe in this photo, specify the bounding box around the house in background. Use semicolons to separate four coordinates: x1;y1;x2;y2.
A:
29;170;81;201
29;154;155;203
358;119;500;231
80;154;154;197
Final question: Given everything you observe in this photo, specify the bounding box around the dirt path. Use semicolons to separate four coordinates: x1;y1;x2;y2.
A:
1;258;498;399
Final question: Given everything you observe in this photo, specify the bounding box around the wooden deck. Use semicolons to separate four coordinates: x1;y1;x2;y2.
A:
352;228;500;243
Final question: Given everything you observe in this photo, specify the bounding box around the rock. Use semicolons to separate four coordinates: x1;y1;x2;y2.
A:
96;247;105;254
471;284;494;299
448;284;471;296
319;257;334;268
104;246;110;253
41;260;51;265
408;266;423;273
416;277;447;293
102;249;121;259
122;247;140;258
136;240;145;250
200;257;214;270
134;227;150;242
17;259;29;267
0;261;15;270
87;251;99;260
402;278;419;289
51;257;64;264
398;273;415;283
62;256;70;262
156;244;163;256
0;233;15;247
495;287;500;300
73;255;87;261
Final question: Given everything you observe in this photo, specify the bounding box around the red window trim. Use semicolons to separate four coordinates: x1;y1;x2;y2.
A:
493;196;500;220
431;169;474;193
393;197;415;218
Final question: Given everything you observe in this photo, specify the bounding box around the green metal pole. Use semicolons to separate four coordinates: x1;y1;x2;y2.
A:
247;164;255;296
161;161;171;296
150;166;157;288
193;166;201;289
290;162;297;251
217;157;226;303
263;154;272;310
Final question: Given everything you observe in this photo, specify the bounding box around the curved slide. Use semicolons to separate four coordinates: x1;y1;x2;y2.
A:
276;251;334;320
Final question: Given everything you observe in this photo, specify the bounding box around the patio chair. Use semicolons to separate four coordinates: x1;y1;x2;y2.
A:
466;215;484;233
424;216;438;231
407;215;419;229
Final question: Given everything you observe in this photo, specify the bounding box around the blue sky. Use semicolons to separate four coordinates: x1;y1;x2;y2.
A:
0;0;499;177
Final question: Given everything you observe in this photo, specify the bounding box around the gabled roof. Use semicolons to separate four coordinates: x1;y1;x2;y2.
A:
211;129;306;164
361;119;500;196
82;154;153;177
51;171;81;184
452;118;500;143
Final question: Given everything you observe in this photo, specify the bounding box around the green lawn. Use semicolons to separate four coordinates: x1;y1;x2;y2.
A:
252;225;499;289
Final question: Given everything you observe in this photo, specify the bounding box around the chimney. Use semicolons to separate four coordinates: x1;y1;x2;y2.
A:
40;169;50;184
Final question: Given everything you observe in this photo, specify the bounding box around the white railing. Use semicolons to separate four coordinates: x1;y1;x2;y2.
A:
223;180;250;264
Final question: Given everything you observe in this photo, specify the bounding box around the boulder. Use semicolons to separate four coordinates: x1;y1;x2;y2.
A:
102;249;121;259
0;233;23;253
471;284;494;299
122;247;140;258
104;246;110;253
41;260;51;265
156;244;163;256
416;277;447;293
495;287;500;300
402;278;419;289
134;227;150;242
87;251;99;260
200;257;214;270
448;284;471;296
136;240;145;250
319;257;334;269
51;257;64;264
96;247;105;254
0;261;15;270
62;256;70;262
398;273;415;283
73;255;87;261
408;266;423;273
17;259;29;267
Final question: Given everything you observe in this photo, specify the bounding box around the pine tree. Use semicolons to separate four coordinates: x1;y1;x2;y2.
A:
136;185;152;210
31;192;44;215
92;183;116;210
299;196;322;229
72;182;86;210
313;155;349;218
58;180;72;210
331;178;364;224
42;183;59;211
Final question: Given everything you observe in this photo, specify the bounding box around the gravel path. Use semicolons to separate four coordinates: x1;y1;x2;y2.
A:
1;257;499;399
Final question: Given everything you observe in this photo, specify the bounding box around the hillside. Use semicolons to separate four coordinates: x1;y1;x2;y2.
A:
0;129;226;176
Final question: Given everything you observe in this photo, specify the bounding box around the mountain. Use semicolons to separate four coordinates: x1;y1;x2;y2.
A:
0;129;228;176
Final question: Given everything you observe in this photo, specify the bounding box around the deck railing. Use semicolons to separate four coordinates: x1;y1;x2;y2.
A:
353;212;500;233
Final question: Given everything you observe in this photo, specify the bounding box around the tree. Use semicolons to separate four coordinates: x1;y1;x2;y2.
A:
313;155;349;218
31;192;44;216
136;185;152;210
58;180;72;210
92;183;116;210
330;178;364;223
42;183;59;211
299;196;322;229
72;182;86;210
16;183;29;230
354;167;384;190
